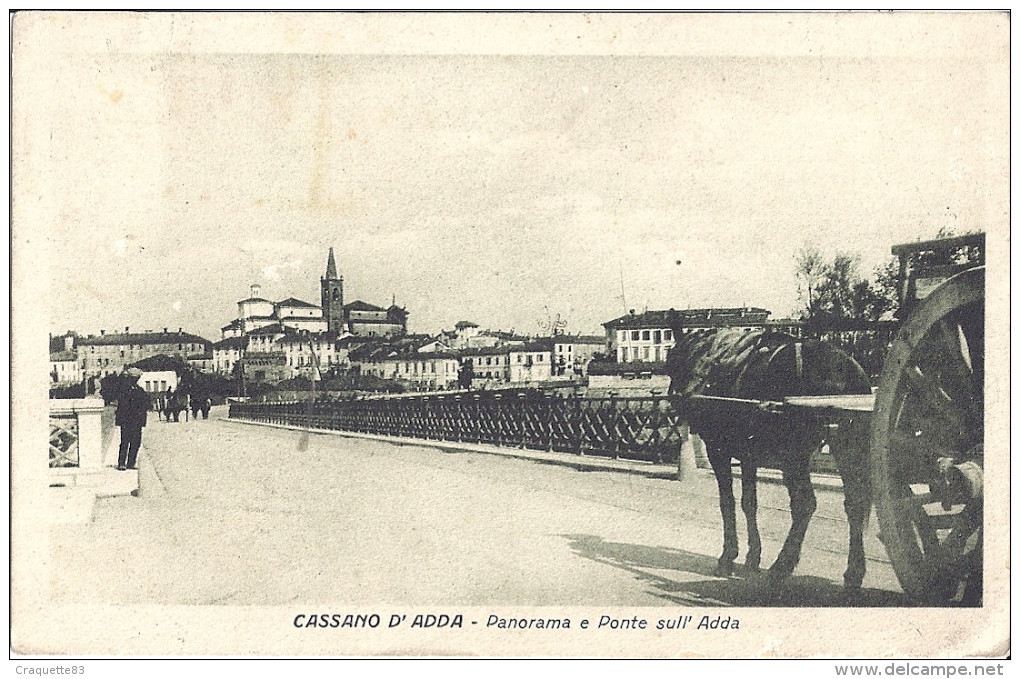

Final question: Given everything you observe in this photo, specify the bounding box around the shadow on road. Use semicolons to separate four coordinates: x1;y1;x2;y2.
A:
560;534;915;608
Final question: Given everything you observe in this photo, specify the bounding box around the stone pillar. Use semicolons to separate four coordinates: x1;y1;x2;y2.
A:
74;399;105;470
677;422;698;481
48;397;108;481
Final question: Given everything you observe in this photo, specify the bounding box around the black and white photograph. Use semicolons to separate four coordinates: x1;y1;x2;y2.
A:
11;11;1010;661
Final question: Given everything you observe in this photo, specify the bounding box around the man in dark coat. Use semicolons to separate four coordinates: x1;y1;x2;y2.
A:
116;368;149;471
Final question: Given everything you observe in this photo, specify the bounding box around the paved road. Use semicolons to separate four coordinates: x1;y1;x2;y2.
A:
48;407;910;608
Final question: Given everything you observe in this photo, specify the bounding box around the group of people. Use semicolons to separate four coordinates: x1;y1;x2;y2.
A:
154;387;211;422
114;368;214;472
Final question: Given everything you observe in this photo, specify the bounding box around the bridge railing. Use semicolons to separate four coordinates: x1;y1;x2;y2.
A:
230;391;687;464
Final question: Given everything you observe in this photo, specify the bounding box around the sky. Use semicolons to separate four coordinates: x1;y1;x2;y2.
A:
17;13;1009;342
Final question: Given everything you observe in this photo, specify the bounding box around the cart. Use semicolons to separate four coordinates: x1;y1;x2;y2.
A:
791;233;985;604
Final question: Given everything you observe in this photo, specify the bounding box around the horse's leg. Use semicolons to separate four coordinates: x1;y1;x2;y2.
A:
708;446;739;577
831;420;871;591
769;453;816;582
741;458;762;572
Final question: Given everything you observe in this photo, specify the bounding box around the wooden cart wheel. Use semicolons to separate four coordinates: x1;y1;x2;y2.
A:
871;267;984;605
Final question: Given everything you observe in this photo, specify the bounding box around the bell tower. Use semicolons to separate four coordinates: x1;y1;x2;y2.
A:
320;247;345;334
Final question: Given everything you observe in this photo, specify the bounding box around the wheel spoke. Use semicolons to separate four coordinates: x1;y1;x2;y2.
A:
870;269;984;604
917;505;982;589
901;364;970;435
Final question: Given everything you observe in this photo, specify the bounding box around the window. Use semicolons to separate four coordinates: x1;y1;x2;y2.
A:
653;330;661;343
621;347;629;361
537;354;543;362
641;330;650;341
631;330;639;341
642;347;650;360
664;330;673;341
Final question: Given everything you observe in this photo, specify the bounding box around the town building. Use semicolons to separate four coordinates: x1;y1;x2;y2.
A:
49;350;82;387
321;246;408;338
320;247;345;335
442;323;522;351
603;307;771;363
212;336;247;375
49;332;82;387
461;345;515;386
551;334;607;377
139;370;178;396
345;300;408;338
275;297;328;334
220;248;411;385
220;319;243;340
77;327;212;379
277;331;346;378
508;338;555;383
187;350;215;374
349;336;459;391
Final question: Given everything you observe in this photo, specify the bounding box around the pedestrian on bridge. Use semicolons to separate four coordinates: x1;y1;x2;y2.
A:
116;368;149;471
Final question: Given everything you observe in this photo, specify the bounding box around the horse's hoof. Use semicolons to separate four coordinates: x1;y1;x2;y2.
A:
839;586;865;607
714;562;736;578
766;566;793;587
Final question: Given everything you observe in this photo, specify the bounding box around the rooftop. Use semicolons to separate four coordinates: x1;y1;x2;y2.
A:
603;307;771;330
78;330;211;347
247;323;286;336
212;336;248;350
276;297;320;309
345;300;386;313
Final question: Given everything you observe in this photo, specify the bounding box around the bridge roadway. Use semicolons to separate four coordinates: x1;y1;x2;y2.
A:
48;407;909;608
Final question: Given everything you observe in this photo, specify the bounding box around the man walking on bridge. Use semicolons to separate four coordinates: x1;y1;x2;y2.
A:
116;368;149;471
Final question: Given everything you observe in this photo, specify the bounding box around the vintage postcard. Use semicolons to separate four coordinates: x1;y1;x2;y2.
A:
11;12;1010;661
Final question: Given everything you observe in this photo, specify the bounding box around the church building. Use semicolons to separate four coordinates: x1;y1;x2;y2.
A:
214;247;409;378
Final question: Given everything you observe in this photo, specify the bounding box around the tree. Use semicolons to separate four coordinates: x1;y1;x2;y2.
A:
796;247;893;325
457;362;474;390
871;257;901;318
795;245;827;320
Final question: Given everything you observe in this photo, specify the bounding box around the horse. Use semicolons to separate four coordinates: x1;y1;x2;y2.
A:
665;328;873;591
164;388;190;422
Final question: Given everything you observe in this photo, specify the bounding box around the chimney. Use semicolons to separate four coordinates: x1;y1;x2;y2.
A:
164;327;168;333
64;335;74;352
178;327;182;333
125;326;130;333
100;329;105;336
251;283;261;298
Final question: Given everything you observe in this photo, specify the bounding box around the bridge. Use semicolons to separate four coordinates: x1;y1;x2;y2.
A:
39;406;907;611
